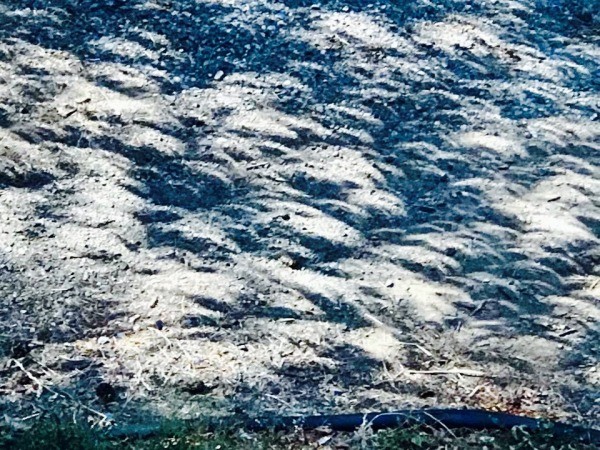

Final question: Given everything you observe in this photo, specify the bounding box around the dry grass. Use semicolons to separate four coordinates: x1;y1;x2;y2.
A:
0;0;598;434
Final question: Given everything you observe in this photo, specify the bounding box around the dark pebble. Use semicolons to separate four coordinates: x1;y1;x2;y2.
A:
182;381;213;395
445;247;458;257
96;382;116;403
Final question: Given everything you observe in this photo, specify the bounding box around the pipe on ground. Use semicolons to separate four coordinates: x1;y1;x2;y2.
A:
110;408;600;444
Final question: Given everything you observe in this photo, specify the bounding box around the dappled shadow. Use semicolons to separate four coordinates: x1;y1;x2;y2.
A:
1;0;599;430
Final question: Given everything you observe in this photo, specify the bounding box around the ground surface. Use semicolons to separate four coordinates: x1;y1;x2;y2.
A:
0;0;599;434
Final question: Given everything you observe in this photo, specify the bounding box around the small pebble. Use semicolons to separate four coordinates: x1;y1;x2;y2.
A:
96;382;116;403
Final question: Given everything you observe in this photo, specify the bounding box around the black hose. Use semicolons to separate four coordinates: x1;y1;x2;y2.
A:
110;408;600;444
246;409;548;431
245;409;599;443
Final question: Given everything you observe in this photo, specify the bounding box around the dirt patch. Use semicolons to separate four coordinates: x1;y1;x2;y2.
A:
0;0;598;432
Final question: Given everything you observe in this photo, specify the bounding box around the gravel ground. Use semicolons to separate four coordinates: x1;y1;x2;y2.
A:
0;0;599;431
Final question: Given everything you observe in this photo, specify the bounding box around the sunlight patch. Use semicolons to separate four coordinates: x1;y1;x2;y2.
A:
452;131;526;157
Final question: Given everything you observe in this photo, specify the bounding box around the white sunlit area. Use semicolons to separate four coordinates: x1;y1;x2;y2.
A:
0;0;598;448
